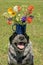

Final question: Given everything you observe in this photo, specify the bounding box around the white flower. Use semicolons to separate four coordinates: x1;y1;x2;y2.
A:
13;5;18;12
3;12;8;18
18;14;21;17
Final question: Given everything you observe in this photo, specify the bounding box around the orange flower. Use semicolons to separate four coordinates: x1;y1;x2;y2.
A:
18;6;21;11
27;5;34;11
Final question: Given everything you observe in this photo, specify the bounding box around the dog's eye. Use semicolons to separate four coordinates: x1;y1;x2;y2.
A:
15;43;17;46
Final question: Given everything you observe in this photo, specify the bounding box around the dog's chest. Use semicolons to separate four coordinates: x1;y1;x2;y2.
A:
9;47;30;65
13;52;30;65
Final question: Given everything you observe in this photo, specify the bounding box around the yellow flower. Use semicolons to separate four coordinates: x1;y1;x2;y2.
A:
11;11;16;17
8;8;13;14
8;7;16;17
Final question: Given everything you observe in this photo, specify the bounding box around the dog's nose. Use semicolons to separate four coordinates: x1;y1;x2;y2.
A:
19;36;24;40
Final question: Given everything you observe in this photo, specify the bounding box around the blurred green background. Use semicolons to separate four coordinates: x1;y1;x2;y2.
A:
0;0;43;65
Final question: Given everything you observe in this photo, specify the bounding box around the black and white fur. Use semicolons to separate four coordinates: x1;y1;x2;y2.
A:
8;32;34;65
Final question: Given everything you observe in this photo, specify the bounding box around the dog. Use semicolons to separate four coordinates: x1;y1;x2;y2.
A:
8;32;34;65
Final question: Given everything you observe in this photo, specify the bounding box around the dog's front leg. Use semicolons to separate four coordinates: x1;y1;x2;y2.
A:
8;63;15;65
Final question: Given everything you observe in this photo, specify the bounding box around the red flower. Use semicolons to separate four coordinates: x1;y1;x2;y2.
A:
7;20;12;25
27;5;34;11
27;17;32;23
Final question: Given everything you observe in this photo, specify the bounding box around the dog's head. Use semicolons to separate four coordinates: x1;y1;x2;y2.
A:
9;32;29;51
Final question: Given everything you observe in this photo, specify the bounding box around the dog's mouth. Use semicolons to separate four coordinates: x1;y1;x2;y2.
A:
17;42;25;50
15;42;26;50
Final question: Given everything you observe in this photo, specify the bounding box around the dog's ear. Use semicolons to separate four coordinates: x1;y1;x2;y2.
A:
9;32;17;44
24;33;29;43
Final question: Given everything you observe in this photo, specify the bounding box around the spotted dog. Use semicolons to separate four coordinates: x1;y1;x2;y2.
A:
8;32;34;65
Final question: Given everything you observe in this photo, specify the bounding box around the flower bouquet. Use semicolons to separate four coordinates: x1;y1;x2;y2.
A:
3;5;34;34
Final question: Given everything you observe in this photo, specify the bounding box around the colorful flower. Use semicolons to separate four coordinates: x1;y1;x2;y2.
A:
13;6;18;12
27;5;34;11
3;5;34;25
3;12;8;18
8;8;16;17
8;8;13;14
18;14;21;17
18;6;21;11
13;5;21;12
7;17;12;25
11;11;16;17
7;20;12;25
27;17;32;23
21;16;26;22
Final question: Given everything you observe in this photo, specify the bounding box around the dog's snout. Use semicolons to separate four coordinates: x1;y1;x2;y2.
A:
19;36;24;40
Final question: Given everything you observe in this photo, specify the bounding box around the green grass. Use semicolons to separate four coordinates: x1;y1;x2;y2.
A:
0;0;43;65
